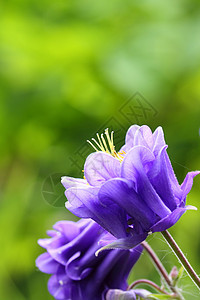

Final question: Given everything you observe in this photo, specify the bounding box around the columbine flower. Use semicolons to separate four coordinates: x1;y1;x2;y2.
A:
61;125;199;250
36;219;142;300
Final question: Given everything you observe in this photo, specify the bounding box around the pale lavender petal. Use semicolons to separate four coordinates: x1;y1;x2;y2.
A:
152;126;166;156
120;124;140;152
84;152;120;186
106;289;136;300
134;125;154;149
61;176;87;189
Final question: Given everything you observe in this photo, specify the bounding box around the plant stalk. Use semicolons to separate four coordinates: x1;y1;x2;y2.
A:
161;230;200;290
142;241;184;300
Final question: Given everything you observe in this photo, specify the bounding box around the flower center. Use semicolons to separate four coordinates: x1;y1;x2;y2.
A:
87;128;125;162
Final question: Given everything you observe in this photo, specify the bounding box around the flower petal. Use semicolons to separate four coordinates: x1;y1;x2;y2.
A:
120;124;140;152
84;152;120;186
66;186;128;238
66;240;104;280
99;178;155;229
150;206;196;232
96;232;148;255
147;146;177;211
180;171;200;205
106;245;143;290
106;289;136;300
36;252;59;274
121;146;171;218
134;125;154;149
61;176;87;189
48;220;103;265
152;126;166;156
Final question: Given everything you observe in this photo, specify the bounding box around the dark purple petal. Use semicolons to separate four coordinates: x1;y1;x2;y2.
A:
121;146;171;218
84;152;121;186
106;245;143;290
147;146;177;211
99;178;155;229
66;186;128;238
48;220;103;265
36;252;59;274
150;206;197;233
66;240;105;280
164;153;182;200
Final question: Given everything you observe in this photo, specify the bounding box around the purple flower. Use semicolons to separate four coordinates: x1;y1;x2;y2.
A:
61;125;199;250
36;219;142;300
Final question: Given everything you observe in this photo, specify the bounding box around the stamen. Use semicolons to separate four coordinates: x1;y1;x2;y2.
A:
87;140;99;152
87;128;125;162
96;133;104;150
101;133;109;152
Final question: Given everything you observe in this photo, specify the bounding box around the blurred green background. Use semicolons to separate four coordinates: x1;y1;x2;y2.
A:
0;0;200;299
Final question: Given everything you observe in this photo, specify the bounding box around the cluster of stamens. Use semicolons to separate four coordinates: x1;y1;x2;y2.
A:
87;128;125;162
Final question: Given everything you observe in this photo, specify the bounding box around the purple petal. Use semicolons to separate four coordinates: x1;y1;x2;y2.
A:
53;221;80;241
66;240;104;280
134;125;154;149
36;252;59;274
96;232;147;255
61;176;87;189
165;153;182;200
98;233;117;248
48;272;71;300
180;171;200;204
106;245;143;289
121;146;171;218
150;206;197;232
106;289;136;300
134;289;152;298
147;146;178;211
38;235;66;250
66;186;128;238
120;125;140;153
152;126;166;156
84;152;120;186
48;220;103;265
99;178;155;229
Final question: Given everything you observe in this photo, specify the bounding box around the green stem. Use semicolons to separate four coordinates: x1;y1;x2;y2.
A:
142;241;184;300
161;230;200;290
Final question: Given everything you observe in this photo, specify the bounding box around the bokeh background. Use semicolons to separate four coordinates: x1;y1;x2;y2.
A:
0;1;200;299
